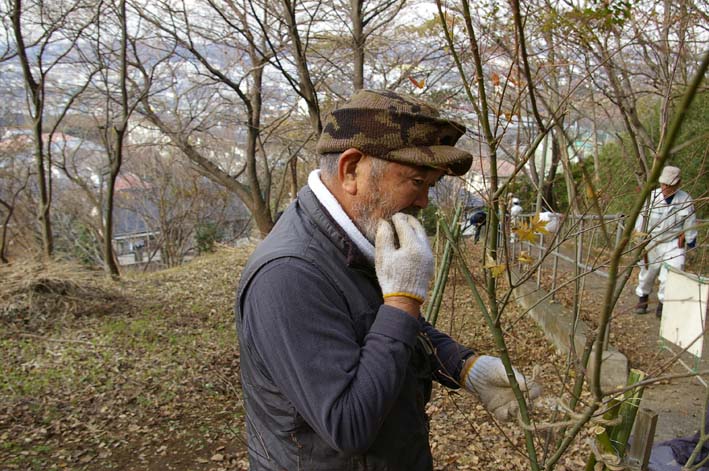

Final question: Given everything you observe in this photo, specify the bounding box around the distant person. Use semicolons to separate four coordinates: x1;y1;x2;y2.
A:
634;165;697;317
538;210;561;234
468;208;487;243
235;90;541;469
509;197;523;243
510;197;523;222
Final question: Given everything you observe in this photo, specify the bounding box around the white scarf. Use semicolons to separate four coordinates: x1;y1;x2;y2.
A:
307;170;375;264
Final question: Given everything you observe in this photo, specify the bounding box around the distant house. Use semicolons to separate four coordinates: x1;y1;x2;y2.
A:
429;176;484;211
112;173;161;264
114;173;150;192
111;171;251;266
466;154;517;200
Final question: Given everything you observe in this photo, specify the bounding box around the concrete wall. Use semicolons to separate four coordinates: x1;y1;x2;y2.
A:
511;271;629;393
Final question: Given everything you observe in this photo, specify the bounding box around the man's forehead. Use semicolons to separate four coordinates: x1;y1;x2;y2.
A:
388;160;445;179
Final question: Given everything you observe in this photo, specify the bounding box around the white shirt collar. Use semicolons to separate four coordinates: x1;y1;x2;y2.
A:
307;170;375;264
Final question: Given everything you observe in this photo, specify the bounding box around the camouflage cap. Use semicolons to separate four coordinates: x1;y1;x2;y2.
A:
316;89;473;176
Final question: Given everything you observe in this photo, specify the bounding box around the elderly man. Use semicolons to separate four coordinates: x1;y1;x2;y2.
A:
635;165;697;317
235;90;540;470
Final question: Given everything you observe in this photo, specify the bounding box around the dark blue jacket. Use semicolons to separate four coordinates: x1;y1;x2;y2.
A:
235;185;473;470
469;210;486;225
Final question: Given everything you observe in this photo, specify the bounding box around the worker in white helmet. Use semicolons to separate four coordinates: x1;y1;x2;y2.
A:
509;197;523;243
634;165;697;317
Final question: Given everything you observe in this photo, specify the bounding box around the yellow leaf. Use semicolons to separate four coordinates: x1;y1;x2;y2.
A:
514;214;550;243
518;251;534;264
513;225;537;243
529;214;550;235
484;263;506;278
585;182;595;198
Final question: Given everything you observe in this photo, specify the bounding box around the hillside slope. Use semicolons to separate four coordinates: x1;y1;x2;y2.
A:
2;245;589;470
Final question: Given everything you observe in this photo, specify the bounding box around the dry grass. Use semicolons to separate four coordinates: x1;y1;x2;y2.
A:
0;261;126;328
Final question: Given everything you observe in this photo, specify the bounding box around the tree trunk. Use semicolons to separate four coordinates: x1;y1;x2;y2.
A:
534;134;548;213
99;0;131;279
32;119;54;259
351;0;365;91
245;59;273;237
103;165;121;277
0;203;13;264
101;124;123;278
541;133;561;211
554;127;579;214
289;157;298;201
12;0;54;259
281;0;322;134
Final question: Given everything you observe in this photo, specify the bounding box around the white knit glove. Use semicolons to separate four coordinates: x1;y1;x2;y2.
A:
375;213;434;304
463;355;541;421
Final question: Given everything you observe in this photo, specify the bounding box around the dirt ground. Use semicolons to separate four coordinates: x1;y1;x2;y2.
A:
1;243;706;470
520;234;708;446
574;278;708;443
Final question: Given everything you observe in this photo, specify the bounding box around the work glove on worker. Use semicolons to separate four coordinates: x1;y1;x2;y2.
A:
375;213;434;304
678;232;696;250
463;355;542;421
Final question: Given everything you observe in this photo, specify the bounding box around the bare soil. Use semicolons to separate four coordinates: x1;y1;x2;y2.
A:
529;245;708;444
568;276;707;443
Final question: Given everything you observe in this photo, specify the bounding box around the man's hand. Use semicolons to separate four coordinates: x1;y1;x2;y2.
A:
462;355;542;421
375;213;434;307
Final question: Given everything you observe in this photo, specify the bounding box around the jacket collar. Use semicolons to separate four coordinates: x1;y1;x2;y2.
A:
297;184;373;270
306;170;375;265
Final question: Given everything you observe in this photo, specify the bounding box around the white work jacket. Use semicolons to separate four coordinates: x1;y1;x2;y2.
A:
635;188;697;252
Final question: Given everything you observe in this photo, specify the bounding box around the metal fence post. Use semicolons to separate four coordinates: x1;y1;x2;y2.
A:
577;217;584;270
536;233;543;288
551;245;559;300
615;214;625;249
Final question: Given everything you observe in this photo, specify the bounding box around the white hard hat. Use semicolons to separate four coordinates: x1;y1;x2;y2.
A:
659;166;680;186
512;197;520;204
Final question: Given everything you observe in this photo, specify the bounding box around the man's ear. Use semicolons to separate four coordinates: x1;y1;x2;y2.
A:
338;148;365;195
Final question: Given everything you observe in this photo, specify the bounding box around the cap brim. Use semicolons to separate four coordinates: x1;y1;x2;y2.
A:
387;145;473;176
659;176;680;185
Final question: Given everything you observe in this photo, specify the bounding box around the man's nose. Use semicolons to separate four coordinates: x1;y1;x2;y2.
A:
414;190;429;208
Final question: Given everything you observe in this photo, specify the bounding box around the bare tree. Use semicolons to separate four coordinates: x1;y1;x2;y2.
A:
0;139;33;263
552;0;707;184
433;1;708;469
88;0;155;277
134;0;304;236
6;0;97;259
117;145;241;267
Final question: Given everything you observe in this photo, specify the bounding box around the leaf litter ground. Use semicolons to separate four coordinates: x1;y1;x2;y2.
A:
1;242;701;470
